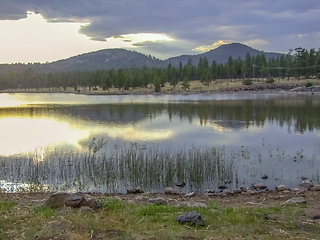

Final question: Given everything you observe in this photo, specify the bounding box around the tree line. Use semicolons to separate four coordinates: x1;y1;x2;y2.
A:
0;47;319;92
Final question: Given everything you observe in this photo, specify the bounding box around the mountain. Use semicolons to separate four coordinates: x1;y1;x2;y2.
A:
36;49;167;72
0;43;284;73
165;43;283;66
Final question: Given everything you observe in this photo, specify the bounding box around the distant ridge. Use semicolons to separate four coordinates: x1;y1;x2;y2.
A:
165;43;283;66
0;43;284;73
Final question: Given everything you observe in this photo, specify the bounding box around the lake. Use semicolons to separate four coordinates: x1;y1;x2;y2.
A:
1;93;320;193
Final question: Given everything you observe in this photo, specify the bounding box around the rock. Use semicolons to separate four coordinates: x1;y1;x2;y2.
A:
176;201;207;208
292;186;308;194
221;190;233;196
175;181;185;187
204;193;216;197
286;197;306;204
205;189;214;194
233;189;241;195
275;185;288;192
261;174;268;180
79;206;94;213
149;198;167;205
45;192;71;208
78;198;101;209
242;190;255;196
135;195;145;201
185;192;196;198
164;187;179;195
176;211;205;226
310;185;320;191
64;194;84;207
252;183;267;190
300;180;314;189
264;214;274;220
240;187;247;192
127;188;144;194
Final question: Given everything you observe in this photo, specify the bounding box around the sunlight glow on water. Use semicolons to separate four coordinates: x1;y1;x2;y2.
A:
0;117;89;156
0;94;23;107
0;114;176;156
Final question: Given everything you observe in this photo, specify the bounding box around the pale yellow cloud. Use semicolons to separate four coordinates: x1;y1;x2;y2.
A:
193;40;233;52
243;39;269;47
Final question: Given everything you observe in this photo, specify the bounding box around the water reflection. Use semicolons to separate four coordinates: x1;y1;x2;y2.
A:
1;93;320;193
1;94;320;156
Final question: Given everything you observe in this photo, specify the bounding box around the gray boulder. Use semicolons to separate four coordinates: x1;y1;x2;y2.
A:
286;197;306;204
292;186;308;194
164;187;179;195
64;194;84;207
233;189;241;195
149;198;167;205
45;192;100;209
176;201;207;208
127;188;144;194
276;185;289;192
252;183;267;190
300;180;314;190
79;206;94;213
185;192;196;198
79;198;101;209
45;192;71;208
311;185;320;191
176;211;205;226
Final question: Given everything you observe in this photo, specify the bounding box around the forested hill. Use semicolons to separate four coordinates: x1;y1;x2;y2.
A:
165;43;283;67
0;49;167;73
0;43;283;73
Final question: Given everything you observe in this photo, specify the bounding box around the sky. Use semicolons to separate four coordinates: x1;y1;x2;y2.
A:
0;0;319;63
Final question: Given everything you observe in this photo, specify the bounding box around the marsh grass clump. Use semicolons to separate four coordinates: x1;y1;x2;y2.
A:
0;142;240;193
1;141;319;194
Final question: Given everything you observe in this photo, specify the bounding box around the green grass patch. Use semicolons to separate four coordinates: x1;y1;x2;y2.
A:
0;195;319;240
33;206;57;219
0;201;16;211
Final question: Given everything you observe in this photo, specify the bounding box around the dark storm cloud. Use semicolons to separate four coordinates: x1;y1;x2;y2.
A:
1;0;319;56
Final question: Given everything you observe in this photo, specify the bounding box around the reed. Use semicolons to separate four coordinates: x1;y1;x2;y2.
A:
0;139;319;193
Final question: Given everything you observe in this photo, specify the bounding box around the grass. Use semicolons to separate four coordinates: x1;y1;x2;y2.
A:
1;140;320;195
0;143;240;194
0;196;318;239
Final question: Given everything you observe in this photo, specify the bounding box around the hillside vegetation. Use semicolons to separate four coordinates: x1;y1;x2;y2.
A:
0;45;319;93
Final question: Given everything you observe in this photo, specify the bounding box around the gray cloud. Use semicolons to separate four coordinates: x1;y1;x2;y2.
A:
1;0;319;58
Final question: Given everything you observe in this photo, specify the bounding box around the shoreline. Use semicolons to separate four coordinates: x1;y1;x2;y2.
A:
1;79;319;96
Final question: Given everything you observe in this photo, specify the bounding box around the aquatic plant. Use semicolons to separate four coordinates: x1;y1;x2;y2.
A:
0;141;319;193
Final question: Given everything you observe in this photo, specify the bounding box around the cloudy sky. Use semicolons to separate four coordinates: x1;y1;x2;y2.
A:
0;0;319;63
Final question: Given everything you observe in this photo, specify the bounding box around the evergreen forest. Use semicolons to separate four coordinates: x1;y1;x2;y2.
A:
0;47;319;92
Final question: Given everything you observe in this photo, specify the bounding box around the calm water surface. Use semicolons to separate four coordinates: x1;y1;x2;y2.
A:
1;93;320;193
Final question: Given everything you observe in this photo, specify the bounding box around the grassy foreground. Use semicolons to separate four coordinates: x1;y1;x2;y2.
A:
1;191;320;240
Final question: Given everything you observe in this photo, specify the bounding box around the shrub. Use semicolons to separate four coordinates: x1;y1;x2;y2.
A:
242;79;253;85
266;77;274;84
305;81;313;87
